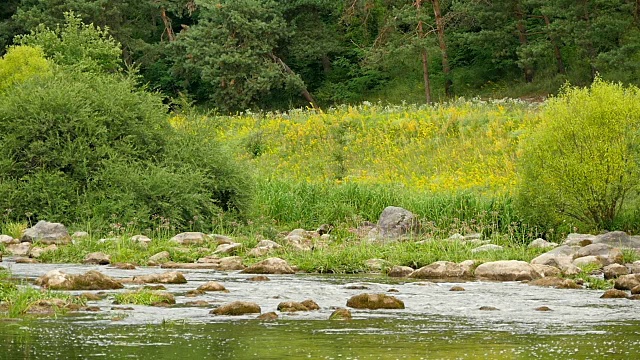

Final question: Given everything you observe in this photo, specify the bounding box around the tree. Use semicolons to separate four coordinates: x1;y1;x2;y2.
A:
172;0;316;111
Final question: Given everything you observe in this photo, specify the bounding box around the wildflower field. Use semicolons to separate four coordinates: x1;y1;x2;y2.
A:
169;99;547;241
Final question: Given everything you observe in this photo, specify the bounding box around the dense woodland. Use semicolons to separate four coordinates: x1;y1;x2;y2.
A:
2;0;639;112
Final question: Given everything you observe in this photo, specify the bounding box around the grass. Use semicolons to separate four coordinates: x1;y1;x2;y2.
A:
113;289;174;306
0;269;86;318
1;221;26;239
564;263;614;291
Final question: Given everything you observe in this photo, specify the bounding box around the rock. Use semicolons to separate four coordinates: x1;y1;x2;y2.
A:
530;245;577;273
29;244;57;258
346;293;404;310
374;206;418;239
16;257;39;264
210;234;235;245
317;224;333;236
211;301;261;316
0;235;15;244
528;238;558;249
479;306;498;311
148;251;171;264
632;285;640;295
364;258;389;272
248;240;281;256
573;243;623;265
601;289;629;299
185;300;210;307
564;233;597;246
197;281;227;292
83;252;111;265
535;306;552;311
80;292;103;301
277;300;318;312
604;264;629;279
241;257;295;274
563;264;583;276
248;275;270;281
192;256;245;271
6;242;31;256
475;260;541;282
247;247;270;257
36;270;123;290
628;261;640;274
72;231;89;239
21;221;71;245
329;308;352;320
594;231;640;248
213;243;242;255
572;256;603;268
614;274;640;290
529;277;581;289
132;271;187;284
170;232;209;245
257;312;278;320
387;266;414;278
531;264;562;278
409;261;472;280
130;235;152;246
113;263;137;270
449;286;465;291
471;244;504;253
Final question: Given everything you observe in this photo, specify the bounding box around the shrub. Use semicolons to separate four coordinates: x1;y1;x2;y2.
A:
0;67;252;231
516;79;640;231
0;45;51;93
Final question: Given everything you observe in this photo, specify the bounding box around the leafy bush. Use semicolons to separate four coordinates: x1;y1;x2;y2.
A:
0;45;51;93
0;65;252;231
516;79;640;231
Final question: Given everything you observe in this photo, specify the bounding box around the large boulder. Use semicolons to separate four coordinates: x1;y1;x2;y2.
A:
563;233;597;247
20;221;71;245
614;274;640;290
36;270;123;290
530;245;578;273
346;293;405;310
170;232;210;245
211;301;261;316
197;281;227;292
370;206;417;240
594;231;640;249
604;264;629;280
573;243;623;265
409;261;472;280
241;257;295;274
132;271;187;284
475;260;541;282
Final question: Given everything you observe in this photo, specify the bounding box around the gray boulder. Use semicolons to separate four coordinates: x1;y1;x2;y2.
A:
213;243;242;255
594;231;640;249
36;270;123;290
0;235;15;244
21;221;71;245
573;243;623;265
6;242;31;256
170;232;209;245
475;260;541;281
604;264;629;279
564;233;597;247
614;274;640;290
148;251;171;265
528;238;558;249
130;235;152;246
373;206;417;239
471;244;504;253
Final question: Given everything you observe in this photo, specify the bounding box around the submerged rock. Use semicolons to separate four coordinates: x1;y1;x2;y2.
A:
346;293;405;310
601;289;629;299
257;312;279;320
329;308;352;320
241;257;295;274
197;281;227;292
211;301;261;316
409;261;472;280
475;260;541;282
529;277;581;289
132;271;187;284
21;221;72;245
277;299;319;312
449;286;465;291
36;270;124;290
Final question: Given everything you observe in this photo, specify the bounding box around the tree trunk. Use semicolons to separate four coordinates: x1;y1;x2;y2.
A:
160;7;175;42
416;0;432;104
432;0;451;97
514;5;533;82
543;15;566;75
269;54;319;109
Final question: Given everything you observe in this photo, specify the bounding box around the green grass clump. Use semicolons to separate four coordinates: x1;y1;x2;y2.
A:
564;263;613;291
113;289;174;306
1;221;26;239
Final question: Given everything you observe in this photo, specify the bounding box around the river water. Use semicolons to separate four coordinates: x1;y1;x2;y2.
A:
1;259;640;359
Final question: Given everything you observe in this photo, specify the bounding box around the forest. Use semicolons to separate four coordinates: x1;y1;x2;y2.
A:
2;0;640;111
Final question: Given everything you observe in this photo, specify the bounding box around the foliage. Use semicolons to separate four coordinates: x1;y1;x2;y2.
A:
0;64;252;231
15;12;122;73
516;80;640;231
113;289;172;306
0;45;51;93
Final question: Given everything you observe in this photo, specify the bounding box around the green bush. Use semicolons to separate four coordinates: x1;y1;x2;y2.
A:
0;66;252;231
0;45;51;93
516;79;640;231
